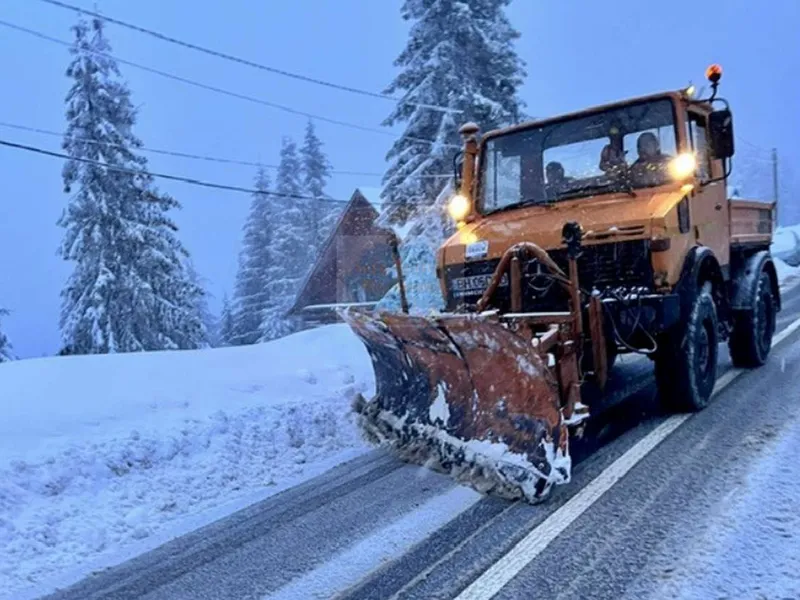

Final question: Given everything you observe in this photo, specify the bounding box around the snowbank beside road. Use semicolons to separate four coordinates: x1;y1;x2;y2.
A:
772;224;800;267
0;324;374;599
776;256;800;289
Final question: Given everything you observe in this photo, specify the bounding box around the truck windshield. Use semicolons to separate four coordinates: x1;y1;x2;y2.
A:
479;98;678;214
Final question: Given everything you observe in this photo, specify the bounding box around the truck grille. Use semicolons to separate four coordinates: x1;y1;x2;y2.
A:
444;240;653;312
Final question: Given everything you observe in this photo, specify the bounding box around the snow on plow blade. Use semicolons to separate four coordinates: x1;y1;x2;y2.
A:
341;309;570;502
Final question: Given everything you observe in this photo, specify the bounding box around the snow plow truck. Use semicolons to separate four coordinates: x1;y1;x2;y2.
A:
342;65;779;502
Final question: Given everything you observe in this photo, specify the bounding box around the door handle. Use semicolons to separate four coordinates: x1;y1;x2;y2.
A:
715;203;722;210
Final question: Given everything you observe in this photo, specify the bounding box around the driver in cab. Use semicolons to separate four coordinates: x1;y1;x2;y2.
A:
599;131;672;188
628;132;672;186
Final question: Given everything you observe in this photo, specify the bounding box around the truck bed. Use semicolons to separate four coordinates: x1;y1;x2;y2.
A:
730;198;776;249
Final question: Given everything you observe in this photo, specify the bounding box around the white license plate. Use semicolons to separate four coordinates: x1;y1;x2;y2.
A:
450;273;508;298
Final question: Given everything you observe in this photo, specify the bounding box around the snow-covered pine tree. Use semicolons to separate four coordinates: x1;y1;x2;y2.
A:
218;293;236;347
58;17;205;354
300;120;340;254
231;167;273;345
380;0;526;224
0;306;14;363
260;137;311;341
378;0;526;311
184;259;215;347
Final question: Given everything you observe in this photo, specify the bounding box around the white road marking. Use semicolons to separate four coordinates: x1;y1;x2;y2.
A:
455;313;800;600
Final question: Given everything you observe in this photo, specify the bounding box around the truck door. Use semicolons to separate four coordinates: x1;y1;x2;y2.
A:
687;109;730;267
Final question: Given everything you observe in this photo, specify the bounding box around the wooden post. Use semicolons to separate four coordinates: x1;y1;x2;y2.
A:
389;234;409;314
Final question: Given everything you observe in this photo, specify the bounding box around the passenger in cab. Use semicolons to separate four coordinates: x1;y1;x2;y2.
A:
545;161;572;199
599;126;627;177
545;161;569;187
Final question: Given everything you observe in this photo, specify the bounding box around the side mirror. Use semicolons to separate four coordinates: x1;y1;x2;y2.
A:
708;109;734;159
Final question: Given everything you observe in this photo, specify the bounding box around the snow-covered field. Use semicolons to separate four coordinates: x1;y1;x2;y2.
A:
0;324;374;599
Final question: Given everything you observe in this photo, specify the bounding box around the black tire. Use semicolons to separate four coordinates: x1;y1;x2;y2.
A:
729;270;776;368
654;283;718;412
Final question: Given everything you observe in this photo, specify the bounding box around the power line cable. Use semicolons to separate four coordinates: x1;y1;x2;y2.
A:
0;20;460;150
0;120;454;179
0;137;452;204
0;137;347;202
36;0;462;116
0;121;381;176
735;135;771;154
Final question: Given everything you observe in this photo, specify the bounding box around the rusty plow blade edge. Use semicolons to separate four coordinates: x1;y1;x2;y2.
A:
341;309;571;503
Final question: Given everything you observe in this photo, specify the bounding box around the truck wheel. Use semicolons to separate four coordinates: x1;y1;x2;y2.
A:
654;283;718;412
729;271;775;368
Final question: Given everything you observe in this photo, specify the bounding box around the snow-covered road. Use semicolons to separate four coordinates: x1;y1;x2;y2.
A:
637;415;800;600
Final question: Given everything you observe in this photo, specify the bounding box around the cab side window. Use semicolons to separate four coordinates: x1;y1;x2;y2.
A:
687;112;711;181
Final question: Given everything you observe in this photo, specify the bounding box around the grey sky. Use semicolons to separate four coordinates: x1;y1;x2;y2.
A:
1;0;798;358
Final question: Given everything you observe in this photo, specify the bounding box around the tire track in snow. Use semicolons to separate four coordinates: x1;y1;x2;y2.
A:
137;464;461;600
264;486;482;600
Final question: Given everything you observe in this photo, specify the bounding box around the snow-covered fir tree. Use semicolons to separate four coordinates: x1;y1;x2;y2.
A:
380;0;526;223
217;293;236;347
0;306;14;363
58;17;205;354
231;167;273;345
300;120;340;253
260;138;310;341
184;259;215;347
378;0;526;311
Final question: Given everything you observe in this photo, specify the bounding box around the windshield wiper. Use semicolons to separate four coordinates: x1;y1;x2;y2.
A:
557;179;637;201
485;198;550;215
555;183;618;201
485;179;638;214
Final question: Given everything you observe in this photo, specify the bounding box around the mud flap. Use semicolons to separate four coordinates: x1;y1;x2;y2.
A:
341;309;571;502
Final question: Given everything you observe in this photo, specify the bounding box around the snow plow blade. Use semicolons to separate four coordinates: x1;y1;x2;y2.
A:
341;310;570;502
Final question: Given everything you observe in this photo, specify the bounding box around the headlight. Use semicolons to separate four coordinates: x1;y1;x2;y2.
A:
669;153;697;180
447;193;471;221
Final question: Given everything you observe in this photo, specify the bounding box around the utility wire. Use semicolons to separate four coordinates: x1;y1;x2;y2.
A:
0;138;452;204
0;20;460;150
735;135;772;155
36;0;462;116
0;121;380;176
0;120;454;179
